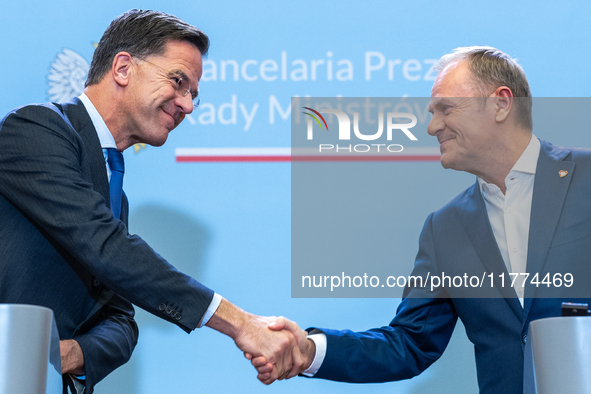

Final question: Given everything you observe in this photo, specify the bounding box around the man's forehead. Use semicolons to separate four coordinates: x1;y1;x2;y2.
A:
430;60;476;99
159;40;203;79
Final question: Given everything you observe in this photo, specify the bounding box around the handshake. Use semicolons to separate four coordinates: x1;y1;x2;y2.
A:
240;315;314;385
206;299;315;385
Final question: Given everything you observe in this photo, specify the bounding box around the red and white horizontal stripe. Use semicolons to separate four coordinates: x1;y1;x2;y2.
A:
175;147;441;162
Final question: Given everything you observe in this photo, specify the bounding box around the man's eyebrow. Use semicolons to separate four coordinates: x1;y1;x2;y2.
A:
168;68;189;81
429;98;456;113
427;98;442;114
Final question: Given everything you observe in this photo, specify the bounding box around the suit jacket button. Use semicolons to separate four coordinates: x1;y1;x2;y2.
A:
159;304;166;311
522;334;527;344
165;306;173;314
93;279;101;287
174;313;182;321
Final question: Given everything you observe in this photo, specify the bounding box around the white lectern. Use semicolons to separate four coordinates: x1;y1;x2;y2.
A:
525;316;591;394
0;304;62;394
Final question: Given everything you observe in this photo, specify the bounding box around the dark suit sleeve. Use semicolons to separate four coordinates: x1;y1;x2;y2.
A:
75;294;139;389
0;104;214;331
309;213;458;383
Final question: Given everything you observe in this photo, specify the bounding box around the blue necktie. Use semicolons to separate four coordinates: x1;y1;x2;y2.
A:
106;148;125;219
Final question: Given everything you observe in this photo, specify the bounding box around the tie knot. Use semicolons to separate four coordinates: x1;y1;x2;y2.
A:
107;148;125;173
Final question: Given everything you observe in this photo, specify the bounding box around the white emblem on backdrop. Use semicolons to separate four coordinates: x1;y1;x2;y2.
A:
47;49;89;102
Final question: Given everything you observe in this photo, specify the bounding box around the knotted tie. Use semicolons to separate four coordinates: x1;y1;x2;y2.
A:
106;148;125;219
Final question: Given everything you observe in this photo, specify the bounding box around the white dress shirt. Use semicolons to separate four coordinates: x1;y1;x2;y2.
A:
78;93;222;328
303;134;541;376
478;134;539;306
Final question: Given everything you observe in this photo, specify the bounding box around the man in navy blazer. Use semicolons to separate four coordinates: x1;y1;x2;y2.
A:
251;46;591;392
0;9;305;394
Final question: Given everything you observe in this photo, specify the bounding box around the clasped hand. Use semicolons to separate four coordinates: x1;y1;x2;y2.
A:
238;316;315;385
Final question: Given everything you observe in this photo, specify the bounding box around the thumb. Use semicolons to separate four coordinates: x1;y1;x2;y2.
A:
274;316;301;334
267;319;286;331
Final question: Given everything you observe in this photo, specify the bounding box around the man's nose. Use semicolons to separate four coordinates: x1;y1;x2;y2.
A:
176;94;194;115
427;114;443;137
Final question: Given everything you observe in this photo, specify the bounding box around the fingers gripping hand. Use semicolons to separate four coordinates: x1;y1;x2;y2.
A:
235;315;297;382
249;355;274;384
244;353;274;384
270;317;311;379
248;317;314;384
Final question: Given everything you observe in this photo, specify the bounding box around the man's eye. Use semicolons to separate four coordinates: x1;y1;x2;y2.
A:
179;79;193;93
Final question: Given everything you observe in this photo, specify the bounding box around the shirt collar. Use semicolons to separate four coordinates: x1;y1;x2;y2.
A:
478;134;540;195
78;93;117;150
511;134;540;176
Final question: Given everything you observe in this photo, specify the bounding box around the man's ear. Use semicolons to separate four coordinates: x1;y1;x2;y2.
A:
111;52;133;87
491;86;514;123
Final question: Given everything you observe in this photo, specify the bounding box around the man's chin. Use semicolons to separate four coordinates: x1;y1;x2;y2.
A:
147;132;169;147
439;155;456;170
152;138;168;147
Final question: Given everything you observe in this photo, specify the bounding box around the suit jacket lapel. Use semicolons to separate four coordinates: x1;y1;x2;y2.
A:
457;183;523;321
523;139;574;318
59;98;111;208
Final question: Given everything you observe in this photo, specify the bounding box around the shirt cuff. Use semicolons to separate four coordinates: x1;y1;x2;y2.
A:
301;333;327;377
197;292;222;328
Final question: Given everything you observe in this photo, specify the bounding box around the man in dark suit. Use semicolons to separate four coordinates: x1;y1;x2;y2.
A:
250;46;591;392
0;9;305;394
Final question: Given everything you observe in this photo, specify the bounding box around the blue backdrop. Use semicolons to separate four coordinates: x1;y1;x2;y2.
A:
1;1;590;392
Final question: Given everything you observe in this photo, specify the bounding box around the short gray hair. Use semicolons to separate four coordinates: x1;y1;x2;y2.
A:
434;46;532;130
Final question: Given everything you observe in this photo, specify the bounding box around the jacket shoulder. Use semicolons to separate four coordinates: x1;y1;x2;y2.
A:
0;102;82;145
